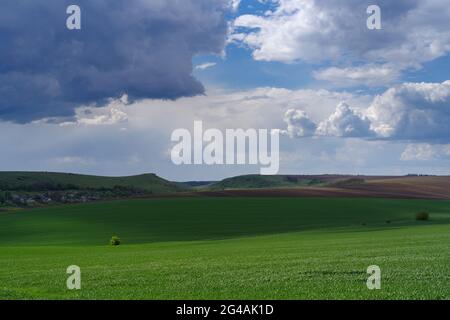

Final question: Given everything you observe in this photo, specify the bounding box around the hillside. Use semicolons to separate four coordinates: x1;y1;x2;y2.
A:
0;172;189;207
206;174;403;190
0;171;186;193
340;176;450;199
201;174;450;200
208;174;326;190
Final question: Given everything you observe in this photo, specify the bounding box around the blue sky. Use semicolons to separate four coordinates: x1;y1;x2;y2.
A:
1;0;450;180
193;47;317;90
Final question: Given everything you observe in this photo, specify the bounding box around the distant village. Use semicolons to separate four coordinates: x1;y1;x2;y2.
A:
0;187;146;208
0;192;100;207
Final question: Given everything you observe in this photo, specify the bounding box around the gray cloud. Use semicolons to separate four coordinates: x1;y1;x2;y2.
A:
0;0;230;123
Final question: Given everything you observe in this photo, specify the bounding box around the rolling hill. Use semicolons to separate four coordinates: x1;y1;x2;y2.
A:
0;171;187;194
207;174;326;190
202;174;450;199
2;172;450;203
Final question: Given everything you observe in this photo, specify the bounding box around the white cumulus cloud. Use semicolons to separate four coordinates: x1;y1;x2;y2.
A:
284;80;450;142
367;81;450;140
316;102;373;138
282;109;317;137
60;95;129;126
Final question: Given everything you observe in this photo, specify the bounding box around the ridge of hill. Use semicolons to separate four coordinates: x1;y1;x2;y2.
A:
207;174;326;190
0;171;187;194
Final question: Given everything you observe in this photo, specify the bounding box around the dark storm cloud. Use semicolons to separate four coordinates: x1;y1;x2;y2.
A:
0;0;230;122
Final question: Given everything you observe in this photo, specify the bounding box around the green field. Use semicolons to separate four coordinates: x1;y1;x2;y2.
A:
0;197;449;299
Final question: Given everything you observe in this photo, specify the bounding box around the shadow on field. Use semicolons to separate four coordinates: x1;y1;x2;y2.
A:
0;197;450;246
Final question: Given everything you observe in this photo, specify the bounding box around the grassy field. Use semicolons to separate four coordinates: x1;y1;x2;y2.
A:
0;197;449;299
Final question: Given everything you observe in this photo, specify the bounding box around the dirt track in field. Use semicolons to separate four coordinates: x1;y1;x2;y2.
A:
187;176;450;200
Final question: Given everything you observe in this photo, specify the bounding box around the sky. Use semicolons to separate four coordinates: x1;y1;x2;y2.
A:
1;0;450;181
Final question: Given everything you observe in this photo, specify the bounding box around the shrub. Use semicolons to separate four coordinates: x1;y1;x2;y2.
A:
416;212;430;221
110;235;121;246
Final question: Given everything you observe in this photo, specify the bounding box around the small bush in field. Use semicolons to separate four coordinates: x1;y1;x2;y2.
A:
110;235;121;246
415;212;429;221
